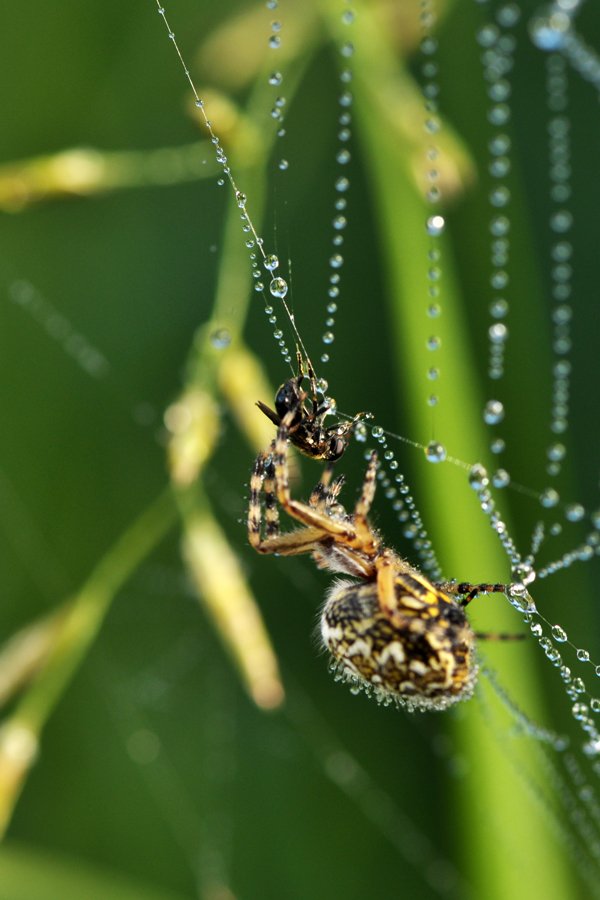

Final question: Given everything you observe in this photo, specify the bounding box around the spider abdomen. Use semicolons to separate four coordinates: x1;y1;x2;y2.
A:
321;578;478;712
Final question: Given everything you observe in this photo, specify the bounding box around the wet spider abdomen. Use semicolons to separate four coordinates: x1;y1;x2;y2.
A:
321;578;478;712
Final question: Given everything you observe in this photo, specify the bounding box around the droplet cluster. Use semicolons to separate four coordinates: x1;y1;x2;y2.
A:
531;3;600;98
419;0;445;411
156;0;295;365
467;462;521;566
317;4;356;364
358;424;442;578
265;0;288;171
545;52;573;465
475;4;519;458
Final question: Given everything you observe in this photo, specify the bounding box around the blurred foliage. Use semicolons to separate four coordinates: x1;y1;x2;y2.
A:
1;1;600;899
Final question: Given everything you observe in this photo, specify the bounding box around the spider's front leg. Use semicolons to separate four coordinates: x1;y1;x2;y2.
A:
374;550;399;617
434;580;510;606
271;422;355;537
247;450;331;557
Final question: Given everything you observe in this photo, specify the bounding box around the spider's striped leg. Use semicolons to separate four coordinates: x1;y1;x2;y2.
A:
475;631;526;641
434;582;526;640
262;454;282;539
272;423;354;536
435;581;510;607
248;447;337;557
247;449;271;550
308;465;346;511
353;451;380;554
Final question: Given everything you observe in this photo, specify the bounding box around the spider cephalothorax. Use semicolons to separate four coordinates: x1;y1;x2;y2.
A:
256;349;364;461
248;421;483;712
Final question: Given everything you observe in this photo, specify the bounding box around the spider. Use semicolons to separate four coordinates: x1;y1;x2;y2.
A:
248;422;520;712
256;348;365;461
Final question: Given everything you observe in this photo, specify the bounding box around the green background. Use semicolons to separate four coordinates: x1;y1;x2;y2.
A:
1;1;600;898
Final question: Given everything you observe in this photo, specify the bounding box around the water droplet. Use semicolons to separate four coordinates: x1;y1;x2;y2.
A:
483;399;505;425
268;35;281;49
335;177;350;193
426;215;445;236
424;441;447;463
336;149;351;165
354;422;368;443
322;331;335;345
572;702;589;721
490;186;510;208
492;468;510;488
507;584;537;614
591;698;600;713
427;335;441;351
529;13;570;51
278;159;289;170
490;438;505;455
329;254;344;269
551;624;568;643
269;277;288;299
577;649;591;663
264;254;279;272
469;464;489;491
489;323;508;343
547;442;566;462
540;488;560;508
550;210;573;233
565;503;585;522
371;426;384;439
546;646;562;664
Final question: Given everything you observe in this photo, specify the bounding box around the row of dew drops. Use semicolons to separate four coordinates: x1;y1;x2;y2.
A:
156;0;600;728
157;0;600;611
154;0;600;859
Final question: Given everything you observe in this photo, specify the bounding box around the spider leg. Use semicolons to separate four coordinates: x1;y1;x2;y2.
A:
308;466;346;511
248;449;335;556
248;450;277;550
308;463;336;508
375;550;398;616
272;423;355;537
262;456;282;538
475;631;526;641
434;581;509;607
353;451;380;554
253;527;336;557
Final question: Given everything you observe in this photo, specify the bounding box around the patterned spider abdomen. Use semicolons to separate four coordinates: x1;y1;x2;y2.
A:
321;576;478;712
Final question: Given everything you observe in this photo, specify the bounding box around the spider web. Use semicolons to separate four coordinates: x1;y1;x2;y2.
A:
1;1;600;899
